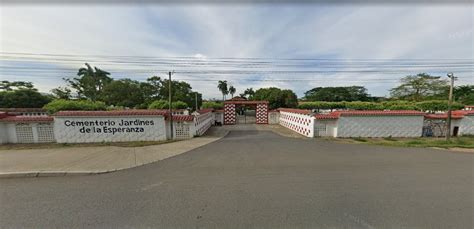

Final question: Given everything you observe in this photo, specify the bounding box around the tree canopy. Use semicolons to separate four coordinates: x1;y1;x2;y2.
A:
101;79;145;108
0;81;51;108
390;73;448;101
56;64;202;109
0;81;35;91
65;63;112;101
304;86;370;102
453;85;474;105
253;87;298;109
239;88;255;100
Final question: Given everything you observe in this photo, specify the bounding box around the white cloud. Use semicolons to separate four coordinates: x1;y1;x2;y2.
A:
0;4;472;99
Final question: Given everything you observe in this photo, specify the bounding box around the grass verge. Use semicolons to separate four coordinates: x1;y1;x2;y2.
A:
0;140;179;150
329;135;474;149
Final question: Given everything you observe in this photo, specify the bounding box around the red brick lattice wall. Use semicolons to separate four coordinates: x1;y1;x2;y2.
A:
256;103;268;124
224;103;236;125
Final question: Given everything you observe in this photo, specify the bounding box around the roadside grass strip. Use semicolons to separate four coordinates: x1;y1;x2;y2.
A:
0;140;179;150
332;135;474;149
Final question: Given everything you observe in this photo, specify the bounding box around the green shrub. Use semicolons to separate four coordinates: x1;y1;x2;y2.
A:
387;104;418;110
298;100;467;111
353;137;368;142
43;99;107;114
201;101;224;109
415;100;464;112
345;101;384;110
148;100;188;109
0;89;52;108
298;101;345;110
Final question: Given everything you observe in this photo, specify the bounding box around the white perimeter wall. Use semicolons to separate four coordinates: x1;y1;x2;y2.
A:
459;115;474;135
194;112;213;136
214;112;223;125
0;123;6;144
54;116;166;143
336;116;424;138
268;112;280;124
279;111;315;137
314;120;338;137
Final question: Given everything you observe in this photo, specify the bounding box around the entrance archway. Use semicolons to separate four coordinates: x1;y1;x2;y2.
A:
224;100;269;125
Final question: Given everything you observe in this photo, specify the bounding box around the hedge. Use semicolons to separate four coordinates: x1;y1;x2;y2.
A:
148;100;188;109
415;100;464;112
43;99;107;114
298;100;465;112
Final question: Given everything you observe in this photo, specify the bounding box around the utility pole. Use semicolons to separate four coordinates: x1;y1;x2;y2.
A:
169;71;173;140
195;92;198;112
446;72;455;141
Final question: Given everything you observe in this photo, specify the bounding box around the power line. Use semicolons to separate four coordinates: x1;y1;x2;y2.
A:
1;51;473;61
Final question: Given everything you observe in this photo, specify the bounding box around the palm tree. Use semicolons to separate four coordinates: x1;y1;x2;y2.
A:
217;80;229;101
229;86;236;99
244;88;255;100
75;63;111;101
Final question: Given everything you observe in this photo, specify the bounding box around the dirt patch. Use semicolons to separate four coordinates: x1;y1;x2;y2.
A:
445;147;474;153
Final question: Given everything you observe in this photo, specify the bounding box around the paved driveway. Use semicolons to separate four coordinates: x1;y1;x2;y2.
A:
0;129;473;228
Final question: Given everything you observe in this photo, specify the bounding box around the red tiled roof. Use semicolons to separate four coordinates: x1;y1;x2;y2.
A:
278;108;312;115
0;108;46;112
465;105;474;108
425;110;474;119
1;116;54;122
172;115;194;122
424;114;464;119
315;110;425;120
224;100;269;105
215;109;224;113
0;112;7;119
315;113;340;120
458;110;474;116
152;109;187;113
54;110;169;117
341;110;425;116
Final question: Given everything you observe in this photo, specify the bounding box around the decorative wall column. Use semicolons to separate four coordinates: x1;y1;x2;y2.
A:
224;103;236;125
256;103;269;124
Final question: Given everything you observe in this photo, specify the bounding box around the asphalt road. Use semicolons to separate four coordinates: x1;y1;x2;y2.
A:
1;129;473;228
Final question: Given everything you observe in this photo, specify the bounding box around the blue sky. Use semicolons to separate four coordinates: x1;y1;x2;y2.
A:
0;3;473;99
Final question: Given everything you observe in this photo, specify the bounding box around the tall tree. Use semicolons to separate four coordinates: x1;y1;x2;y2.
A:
217;80;229;101
51;87;72;100
229;86;236;98
158;79;201;109
241;88;255;100
253;87;298;109
304;86;370;102
453;85;474;105
390;73;448;101
0;81;35;91
139;76;162;105
65;63;112;101
0;82;51;108
102;79;145;108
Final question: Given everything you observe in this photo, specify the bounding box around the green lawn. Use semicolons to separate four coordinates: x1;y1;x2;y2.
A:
330;135;474;149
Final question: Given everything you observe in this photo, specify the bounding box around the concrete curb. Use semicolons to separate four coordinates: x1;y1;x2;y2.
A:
0;171;106;178
0;130;230;179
